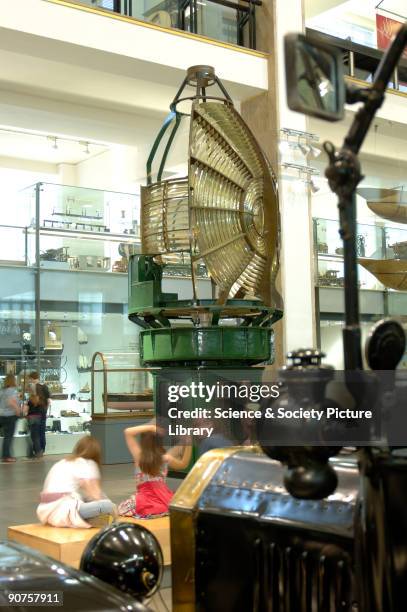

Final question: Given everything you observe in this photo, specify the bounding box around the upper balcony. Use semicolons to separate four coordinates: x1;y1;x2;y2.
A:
0;0;268;121
306;28;407;96
68;0;262;50
0;0;268;149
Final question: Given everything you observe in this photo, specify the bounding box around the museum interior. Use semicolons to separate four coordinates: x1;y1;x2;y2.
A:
0;1;407;611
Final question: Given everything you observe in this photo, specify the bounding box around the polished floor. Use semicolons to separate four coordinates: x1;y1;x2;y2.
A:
0;454;177;611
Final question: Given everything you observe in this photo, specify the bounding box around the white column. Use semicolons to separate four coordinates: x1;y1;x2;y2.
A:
274;0;316;353
58;163;77;185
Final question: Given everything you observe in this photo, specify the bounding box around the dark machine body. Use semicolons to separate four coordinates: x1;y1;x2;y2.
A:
171;448;359;611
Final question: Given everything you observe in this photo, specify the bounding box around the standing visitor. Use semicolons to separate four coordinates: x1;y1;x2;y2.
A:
0;374;21;463
27;371;50;455
26;392;44;458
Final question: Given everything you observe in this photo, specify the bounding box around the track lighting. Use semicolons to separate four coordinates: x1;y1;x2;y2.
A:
281;162;320;193
279;128;319;157
281;162;319;176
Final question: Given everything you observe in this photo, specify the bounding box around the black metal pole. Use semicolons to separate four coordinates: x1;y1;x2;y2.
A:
341;192;361;369
193;0;198;34
34;183;41;374
325;22;407;371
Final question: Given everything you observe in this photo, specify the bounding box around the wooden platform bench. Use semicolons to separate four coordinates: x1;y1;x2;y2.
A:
8;516;170;569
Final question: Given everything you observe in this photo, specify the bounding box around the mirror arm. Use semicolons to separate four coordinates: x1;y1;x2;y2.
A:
345;84;371;105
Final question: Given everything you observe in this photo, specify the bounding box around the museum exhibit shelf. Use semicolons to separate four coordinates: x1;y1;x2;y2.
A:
90;351;157;463
314;215;407;293
314;216;407;368
1;182;211;279
91;351;155;417
20;182;140;275
314;217;386;291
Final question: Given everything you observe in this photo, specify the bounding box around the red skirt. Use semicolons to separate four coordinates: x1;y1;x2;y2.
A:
118;481;174;518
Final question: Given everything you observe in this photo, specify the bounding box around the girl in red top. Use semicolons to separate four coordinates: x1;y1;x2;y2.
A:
118;422;192;518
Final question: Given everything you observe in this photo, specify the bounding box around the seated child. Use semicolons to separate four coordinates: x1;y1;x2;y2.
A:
118;422;191;518
37;436;116;528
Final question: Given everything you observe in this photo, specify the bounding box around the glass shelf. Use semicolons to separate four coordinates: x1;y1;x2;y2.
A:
91;351;157;418
20;182;141;274
314;217;386;291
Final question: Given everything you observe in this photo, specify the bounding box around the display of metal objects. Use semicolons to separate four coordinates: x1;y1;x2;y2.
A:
359;257;407;290
390;240;407;259
357;187;407;224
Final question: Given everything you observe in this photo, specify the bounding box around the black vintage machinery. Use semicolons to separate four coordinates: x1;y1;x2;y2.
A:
171;447;358;611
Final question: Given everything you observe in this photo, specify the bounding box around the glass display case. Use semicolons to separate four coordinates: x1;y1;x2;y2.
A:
314;217;386;291
21;182;140;273
91;351;156;418
314;216;407;368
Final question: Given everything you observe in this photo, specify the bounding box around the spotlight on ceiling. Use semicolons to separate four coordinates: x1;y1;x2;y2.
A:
279;139;290;154
47;136;58;150
310;178;320;193
309;144;321;158
279;129;291;155
298;142;310;156
80;141;90;155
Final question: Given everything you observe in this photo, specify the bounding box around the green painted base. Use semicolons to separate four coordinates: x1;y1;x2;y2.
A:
140;326;273;366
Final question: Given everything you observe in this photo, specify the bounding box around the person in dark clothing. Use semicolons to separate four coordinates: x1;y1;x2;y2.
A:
27;372;51;457
26;393;43;458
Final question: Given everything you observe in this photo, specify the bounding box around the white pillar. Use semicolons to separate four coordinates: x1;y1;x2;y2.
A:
274;0;316;353
58;163;77;185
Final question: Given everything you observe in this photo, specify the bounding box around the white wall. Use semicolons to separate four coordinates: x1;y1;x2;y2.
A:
75;146;144;192
0;165;58;223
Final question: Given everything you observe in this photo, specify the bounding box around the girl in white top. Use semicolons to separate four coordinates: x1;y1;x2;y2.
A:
37;436;115;528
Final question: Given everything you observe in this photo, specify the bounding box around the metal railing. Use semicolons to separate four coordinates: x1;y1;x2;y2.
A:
307;28;407;94
72;0;262;50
